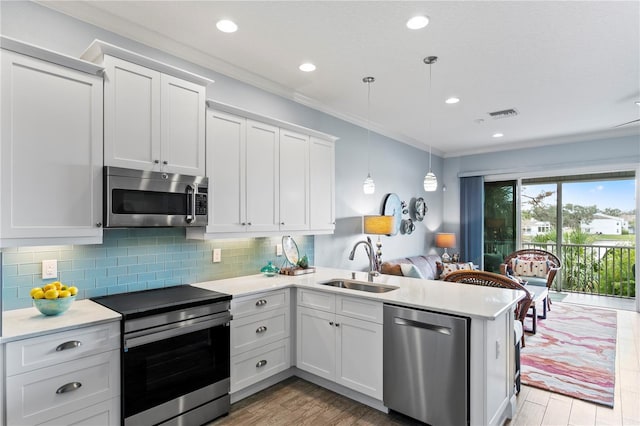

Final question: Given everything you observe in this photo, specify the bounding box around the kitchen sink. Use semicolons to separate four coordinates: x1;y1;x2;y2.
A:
318;279;399;293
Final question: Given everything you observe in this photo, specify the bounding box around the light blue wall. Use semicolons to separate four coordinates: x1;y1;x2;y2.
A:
0;2;444;308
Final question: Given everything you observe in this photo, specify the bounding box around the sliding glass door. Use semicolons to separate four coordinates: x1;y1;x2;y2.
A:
483;181;516;272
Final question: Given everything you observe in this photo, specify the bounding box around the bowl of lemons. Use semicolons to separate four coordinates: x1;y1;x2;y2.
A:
30;281;78;316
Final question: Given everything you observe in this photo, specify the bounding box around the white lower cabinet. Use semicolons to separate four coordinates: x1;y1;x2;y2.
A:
4;321;121;426
230;289;291;393
296;289;383;400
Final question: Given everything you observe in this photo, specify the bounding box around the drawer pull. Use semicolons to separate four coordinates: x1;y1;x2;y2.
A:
255;299;268;306
329;321;334;326
56;382;82;394
256;360;268;368
256;326;268;334
56;341;82;351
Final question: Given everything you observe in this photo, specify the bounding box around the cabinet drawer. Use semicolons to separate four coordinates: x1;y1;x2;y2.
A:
336;296;383;324
6;321;120;376
232;289;289;317
297;288;335;312
6;350;120;426
37;397;120;426
231;339;290;393
231;308;289;356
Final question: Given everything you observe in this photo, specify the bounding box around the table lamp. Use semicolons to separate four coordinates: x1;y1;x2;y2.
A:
435;233;456;263
363;215;395;271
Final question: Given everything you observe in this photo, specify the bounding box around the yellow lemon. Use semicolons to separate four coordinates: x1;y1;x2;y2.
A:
68;286;78;296
29;287;43;298
58;290;71;298
54;281;62;290
33;290;45;299
43;283;56;291
44;289;59;299
60;285;68;291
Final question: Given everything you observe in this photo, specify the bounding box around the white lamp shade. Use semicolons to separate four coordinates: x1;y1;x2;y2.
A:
363;174;375;194
423;171;438;191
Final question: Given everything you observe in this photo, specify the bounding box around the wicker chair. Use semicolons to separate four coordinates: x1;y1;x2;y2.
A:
500;248;561;311
444;270;532;394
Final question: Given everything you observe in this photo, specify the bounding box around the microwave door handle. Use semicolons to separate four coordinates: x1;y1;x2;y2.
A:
185;184;195;223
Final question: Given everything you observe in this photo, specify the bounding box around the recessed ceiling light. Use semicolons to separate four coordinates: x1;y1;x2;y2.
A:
492;133;504;138
445;97;460;104
406;15;429;30
216;19;238;33
299;63;316;72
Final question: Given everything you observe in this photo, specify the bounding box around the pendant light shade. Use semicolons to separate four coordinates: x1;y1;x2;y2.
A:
362;76;375;194
423;56;438;192
363;173;376;194
423;171;438;192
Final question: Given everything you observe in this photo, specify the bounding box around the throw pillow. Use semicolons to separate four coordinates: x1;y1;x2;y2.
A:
400;263;425;279
440;263;460;279
381;262;402;276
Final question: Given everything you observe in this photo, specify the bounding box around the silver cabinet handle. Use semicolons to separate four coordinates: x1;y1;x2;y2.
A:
255;299;267;306
95;222;102;228
154;160;160;164
241;222;246;226
280;222;285;225
256;360;267;368
335;323;340;327
256;326;268;334
329;321;334;326
247;222;252;226
56;382;82;394
163;160;168;165
56;341;82;351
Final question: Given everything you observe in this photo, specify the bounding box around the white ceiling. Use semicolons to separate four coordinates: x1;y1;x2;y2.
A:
41;1;640;157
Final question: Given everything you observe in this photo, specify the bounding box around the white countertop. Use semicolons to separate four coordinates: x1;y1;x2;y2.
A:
1;267;523;343
1;299;121;343
193;267;524;320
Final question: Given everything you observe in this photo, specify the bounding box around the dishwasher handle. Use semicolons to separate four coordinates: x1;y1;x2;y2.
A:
393;317;452;336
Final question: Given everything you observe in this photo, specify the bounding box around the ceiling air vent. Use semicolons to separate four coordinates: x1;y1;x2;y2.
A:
488;108;518;119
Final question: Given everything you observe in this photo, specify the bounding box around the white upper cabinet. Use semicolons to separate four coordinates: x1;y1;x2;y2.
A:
279;130;310;232
102;55;206;176
309;137;335;231
189;102;336;240
0;45;104;247
82;40;211;176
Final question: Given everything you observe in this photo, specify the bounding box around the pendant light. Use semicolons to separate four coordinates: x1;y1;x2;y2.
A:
362;76;376;195
423;56;438;192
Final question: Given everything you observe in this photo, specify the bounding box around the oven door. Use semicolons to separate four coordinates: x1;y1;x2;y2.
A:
123;316;230;424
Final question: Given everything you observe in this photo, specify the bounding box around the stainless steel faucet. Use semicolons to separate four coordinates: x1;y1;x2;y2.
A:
349;240;380;282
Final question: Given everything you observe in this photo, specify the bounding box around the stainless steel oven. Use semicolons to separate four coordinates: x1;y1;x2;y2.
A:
92;286;231;426
104;166;208;228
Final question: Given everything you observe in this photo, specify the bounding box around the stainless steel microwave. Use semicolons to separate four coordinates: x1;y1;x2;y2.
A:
104;167;208;228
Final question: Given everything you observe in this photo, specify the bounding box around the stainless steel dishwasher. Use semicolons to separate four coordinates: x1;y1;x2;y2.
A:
383;304;470;426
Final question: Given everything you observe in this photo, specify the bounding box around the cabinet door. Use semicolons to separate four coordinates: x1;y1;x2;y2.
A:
160;74;206;175
296;306;335;381
0;50;103;243
206;110;246;233
309;137;335;231
335;314;383;399
279;130;309;231
246;120;280;232
103;55;160;171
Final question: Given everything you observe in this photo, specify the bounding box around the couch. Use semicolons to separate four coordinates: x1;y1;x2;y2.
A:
381;255;442;280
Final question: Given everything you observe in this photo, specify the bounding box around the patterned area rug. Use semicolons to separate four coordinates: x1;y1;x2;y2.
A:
521;302;617;407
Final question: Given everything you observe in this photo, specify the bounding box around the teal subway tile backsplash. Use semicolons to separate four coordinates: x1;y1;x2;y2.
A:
1;228;313;311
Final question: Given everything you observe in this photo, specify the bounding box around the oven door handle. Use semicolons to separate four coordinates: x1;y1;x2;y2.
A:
185;184;195;224
124;312;231;351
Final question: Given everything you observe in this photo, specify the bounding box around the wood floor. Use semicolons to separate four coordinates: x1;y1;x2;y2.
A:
211;307;640;426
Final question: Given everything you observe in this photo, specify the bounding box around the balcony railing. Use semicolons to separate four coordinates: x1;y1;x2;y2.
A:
522;242;636;298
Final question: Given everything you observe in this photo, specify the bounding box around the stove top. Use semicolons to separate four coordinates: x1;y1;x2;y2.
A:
91;285;231;319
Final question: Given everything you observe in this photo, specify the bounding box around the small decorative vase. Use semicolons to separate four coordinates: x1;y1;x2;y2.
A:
260;261;279;277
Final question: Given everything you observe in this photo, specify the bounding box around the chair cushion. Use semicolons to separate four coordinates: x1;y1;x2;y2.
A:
514;320;523;343
440;262;475;279
512;259;550;278
521;276;548;287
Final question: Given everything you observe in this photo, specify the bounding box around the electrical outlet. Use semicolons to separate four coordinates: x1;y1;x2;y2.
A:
213;248;222;263
42;259;58;279
276;244;283;256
